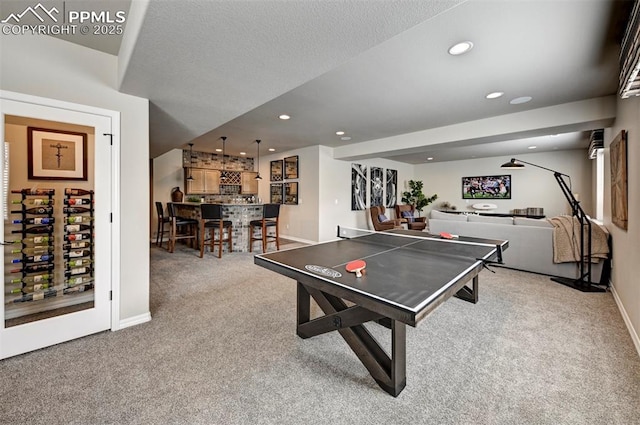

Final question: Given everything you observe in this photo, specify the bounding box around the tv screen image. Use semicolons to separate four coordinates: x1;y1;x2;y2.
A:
462;175;511;199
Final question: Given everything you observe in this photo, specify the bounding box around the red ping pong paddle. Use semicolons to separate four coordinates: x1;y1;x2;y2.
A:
346;259;366;278
439;232;458;239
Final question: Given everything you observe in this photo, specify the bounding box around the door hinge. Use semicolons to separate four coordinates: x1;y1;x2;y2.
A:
109;212;112;223
109;290;113;301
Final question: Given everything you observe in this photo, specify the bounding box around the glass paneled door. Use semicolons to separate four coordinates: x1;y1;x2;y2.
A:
0;94;113;359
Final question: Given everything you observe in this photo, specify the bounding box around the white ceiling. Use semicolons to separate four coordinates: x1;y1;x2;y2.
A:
32;0;632;163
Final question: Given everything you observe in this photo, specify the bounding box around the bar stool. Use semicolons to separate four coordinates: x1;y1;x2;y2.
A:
249;203;281;253
199;204;233;258
167;202;198;253
155;202;171;248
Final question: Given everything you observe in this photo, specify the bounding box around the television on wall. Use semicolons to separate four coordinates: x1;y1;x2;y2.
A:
462;175;511;199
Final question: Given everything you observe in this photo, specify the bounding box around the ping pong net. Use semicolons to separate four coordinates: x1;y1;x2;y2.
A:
336;225;504;265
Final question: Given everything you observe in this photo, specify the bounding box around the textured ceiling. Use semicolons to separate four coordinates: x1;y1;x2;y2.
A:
26;0;631;163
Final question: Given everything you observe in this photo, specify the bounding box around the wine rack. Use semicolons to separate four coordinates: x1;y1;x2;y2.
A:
63;188;95;295
8;189;57;302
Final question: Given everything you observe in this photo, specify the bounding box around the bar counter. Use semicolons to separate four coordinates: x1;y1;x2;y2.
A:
172;202;264;253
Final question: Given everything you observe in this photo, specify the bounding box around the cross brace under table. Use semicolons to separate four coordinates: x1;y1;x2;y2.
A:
295;276;479;397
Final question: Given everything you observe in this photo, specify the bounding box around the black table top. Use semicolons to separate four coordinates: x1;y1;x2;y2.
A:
255;230;507;326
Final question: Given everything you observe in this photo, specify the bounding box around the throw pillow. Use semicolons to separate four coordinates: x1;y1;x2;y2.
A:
401;210;415;223
378;214;389;223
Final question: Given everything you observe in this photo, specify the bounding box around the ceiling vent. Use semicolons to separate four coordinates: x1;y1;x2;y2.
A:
620;2;640;98
588;129;604;159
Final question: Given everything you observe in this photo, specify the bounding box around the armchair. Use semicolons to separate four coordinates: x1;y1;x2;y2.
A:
369;205;402;231
395;204;427;231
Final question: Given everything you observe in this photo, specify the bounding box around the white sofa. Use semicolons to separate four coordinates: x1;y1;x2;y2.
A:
428;210;607;282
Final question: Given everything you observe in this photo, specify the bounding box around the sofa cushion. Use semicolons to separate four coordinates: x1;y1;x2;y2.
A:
430;210;467;221
514;217;553;228
378;214;389;223
468;214;514;225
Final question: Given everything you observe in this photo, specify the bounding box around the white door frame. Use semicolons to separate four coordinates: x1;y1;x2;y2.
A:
0;90;121;350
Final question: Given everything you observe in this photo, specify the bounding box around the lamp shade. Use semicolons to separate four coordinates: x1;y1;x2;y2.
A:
500;158;524;169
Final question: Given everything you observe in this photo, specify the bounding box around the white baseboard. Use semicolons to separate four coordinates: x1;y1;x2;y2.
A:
610;283;640;357
115;312;151;331
280;234;315;245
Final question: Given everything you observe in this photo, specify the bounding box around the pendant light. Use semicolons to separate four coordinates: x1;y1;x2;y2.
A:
255;139;263;180
220;136;227;181
186;143;194;180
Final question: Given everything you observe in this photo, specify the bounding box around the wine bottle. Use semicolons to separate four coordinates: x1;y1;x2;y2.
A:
11;254;54;264
64;283;93;294
11;206;54;215
64;233;93;241
7;236;54;244
11;199;54;205
65;267;92;276
10;283;51;294
11;188;55;195
10;274;52;284
66;276;94;286
11;263;55;274
64;198;92;205
65;188;93;196
66;216;94;224
63;241;92;250
12;217;55;225
66;258;93;267
11;225;54;234
64;224;92;233
12;289;57;302
63;249;91;258
11;246;54;255
63;206;92;214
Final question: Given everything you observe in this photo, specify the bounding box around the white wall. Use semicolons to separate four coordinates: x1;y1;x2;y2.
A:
152;149;183;238
605;97;640;353
414;150;594;218
1;33;150;323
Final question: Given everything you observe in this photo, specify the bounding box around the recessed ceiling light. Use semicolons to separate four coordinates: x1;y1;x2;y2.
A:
486;92;504;99
278;114;291;120
268;148;275;152
427;157;434;161
215;148;222;152
510;96;532;105
240;152;246;155
448;41;473;56
528;146;537;150
336;131;345;136
340;136;351;141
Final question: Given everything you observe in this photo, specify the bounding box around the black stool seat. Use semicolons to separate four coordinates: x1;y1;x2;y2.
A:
199;204;233;258
249;203;281;253
204;219;233;228
167;202;198;253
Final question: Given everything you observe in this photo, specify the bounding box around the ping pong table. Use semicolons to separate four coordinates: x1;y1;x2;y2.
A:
254;228;507;396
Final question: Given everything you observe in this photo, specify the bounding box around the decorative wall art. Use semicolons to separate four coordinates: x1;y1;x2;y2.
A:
27;127;88;180
270;160;283;181
284;182;298;205
270;183;283;204
462;175;511;199
385;169;397;207
610;130;628;230
351;163;367;211
370;166;384;207
284;156;298;179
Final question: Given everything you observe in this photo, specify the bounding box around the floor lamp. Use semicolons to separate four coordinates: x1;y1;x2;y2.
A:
500;158;605;293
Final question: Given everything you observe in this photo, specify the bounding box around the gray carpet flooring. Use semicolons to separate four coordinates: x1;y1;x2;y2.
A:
1;242;639;425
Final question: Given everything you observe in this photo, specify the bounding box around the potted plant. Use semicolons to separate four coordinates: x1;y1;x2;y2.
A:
401;180;438;216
